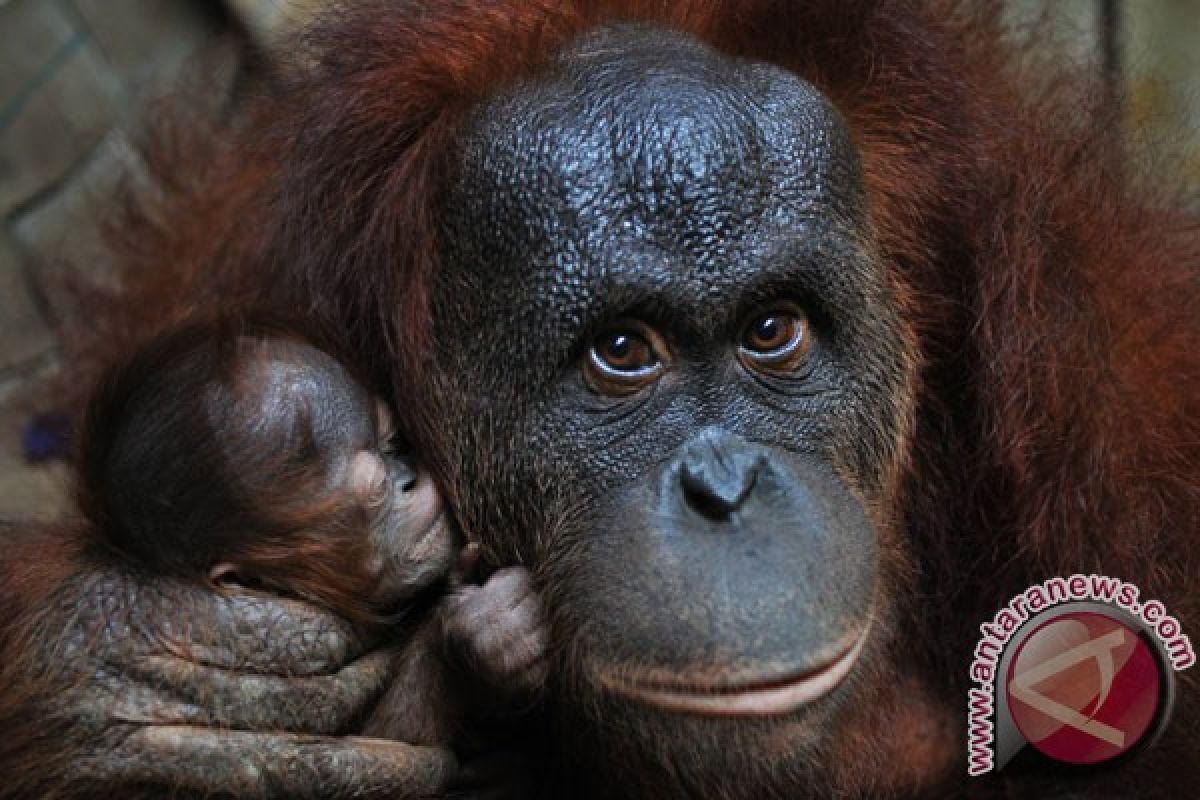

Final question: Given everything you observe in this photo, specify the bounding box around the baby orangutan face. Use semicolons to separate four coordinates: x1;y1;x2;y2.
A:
201;338;459;611
349;401;459;605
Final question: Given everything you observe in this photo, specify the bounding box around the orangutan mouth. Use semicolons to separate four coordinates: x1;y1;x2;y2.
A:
600;623;871;716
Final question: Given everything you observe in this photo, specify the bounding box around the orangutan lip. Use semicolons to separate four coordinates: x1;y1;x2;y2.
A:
601;623;870;716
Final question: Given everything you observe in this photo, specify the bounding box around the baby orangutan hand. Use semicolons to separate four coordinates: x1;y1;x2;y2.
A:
441;565;550;695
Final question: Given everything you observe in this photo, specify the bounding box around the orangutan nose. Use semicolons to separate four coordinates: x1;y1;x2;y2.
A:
678;428;764;520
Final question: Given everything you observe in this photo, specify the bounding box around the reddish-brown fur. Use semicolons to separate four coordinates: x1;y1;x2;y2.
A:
2;0;1197;796
0;524;88;795
75;314;383;623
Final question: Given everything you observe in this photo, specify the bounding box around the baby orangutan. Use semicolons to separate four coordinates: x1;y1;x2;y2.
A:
77;313;548;751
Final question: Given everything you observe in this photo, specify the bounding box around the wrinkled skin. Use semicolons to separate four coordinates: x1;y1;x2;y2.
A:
421;26;912;797
8;24;917;800
28;563;456;799
15;554;546;799
6;0;1196;794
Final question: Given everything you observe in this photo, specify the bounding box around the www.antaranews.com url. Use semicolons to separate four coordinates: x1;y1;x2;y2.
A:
966;573;1194;776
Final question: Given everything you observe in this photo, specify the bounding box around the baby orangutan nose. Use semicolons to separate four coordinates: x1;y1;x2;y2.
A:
391;452;420;493
353;450;458;608
348;452;415;509
678;429;766;520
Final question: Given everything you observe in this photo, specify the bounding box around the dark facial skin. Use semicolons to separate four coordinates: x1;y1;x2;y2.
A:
425;25;912;794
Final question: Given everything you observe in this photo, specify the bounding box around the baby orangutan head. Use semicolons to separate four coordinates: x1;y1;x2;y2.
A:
79;314;459;620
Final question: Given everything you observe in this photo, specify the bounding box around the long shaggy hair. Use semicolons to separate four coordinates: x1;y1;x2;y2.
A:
14;1;1198;797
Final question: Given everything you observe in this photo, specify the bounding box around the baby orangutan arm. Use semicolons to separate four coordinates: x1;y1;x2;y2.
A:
363;566;549;743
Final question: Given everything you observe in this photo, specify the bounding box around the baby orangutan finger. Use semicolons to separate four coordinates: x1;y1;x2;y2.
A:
442;570;548;689
86;727;457;800
504;630;550;692
442;567;538;646
461;601;549;688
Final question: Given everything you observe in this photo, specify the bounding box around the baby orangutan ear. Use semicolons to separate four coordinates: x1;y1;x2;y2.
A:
208;563;270;593
208;562;243;587
349;450;390;508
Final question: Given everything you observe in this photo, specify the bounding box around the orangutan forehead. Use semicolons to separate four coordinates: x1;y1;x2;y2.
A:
444;23;865;289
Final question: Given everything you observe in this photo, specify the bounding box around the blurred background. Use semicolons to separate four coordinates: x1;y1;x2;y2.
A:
0;0;1197;520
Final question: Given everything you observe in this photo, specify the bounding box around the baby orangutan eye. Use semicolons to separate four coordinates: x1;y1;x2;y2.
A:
583;326;665;397
738;306;812;375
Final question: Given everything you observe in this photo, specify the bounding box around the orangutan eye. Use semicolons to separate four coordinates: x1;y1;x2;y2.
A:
738;307;812;374
583;327;665;396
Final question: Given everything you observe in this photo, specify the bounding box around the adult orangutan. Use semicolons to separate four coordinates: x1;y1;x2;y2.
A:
0;1;1196;798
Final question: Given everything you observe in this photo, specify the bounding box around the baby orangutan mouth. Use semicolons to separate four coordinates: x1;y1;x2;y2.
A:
598;622;871;716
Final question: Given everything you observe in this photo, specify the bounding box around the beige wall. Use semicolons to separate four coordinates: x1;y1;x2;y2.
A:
0;0;237;517
1125;1;1200;184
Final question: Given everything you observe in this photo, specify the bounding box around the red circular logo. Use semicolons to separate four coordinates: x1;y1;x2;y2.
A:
1005;611;1162;765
